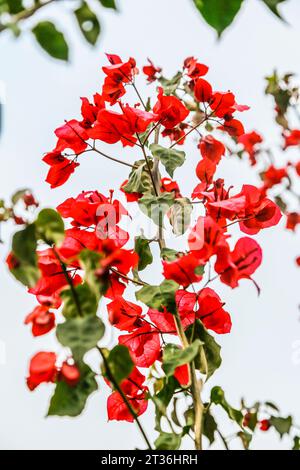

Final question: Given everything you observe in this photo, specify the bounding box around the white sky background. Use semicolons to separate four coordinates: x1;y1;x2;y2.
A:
0;0;300;450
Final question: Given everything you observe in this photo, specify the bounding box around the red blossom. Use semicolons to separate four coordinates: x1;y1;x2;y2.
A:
283;129;300;148
80;94;105;128
88;109;135;146
6;252;20;270
174;363;190;387
210;91;235;118
194;78;213;103
262;165;288;189
162;252;204;287
215;237;262;288
45;158;79;189
199;135;225;163
28;248;81;298
160;177;182;198
196;158;218;184
101;54;137;105
54;119;88;154
176;288;232;334
161;123;188;145
219;118;245;137
102;54;137;84
188;216;228;261
184;57;209;79
259;419;271;431
107;368;148;422
238;131;263;165
143;58;161;83
27;352;57;390
107;297;144;331
118;324;161;368
60;362;80;387
24;305;55;337
238;185;282;234
286;212;300;231
153;87;189;129
120;179;143;202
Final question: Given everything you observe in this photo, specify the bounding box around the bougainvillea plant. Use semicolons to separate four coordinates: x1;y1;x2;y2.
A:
229;71;300;272
5;54;300;450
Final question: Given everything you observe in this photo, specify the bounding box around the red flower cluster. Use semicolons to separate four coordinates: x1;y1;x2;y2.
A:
27;352;80;390
13;54;283;430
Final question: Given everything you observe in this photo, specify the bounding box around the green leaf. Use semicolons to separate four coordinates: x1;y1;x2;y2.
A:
161;247;178;261
134;236;153;271
106;345;134;384
6;0;24;14
47;364;97;417
261;0;287;20
210;386;243;425
136;279;178;313
154;432;181;450
11;188;30;205
10;263;40;288
193;0;244;37
79;250;106;298
186;320;222;380
158;71;182;95
75;1;101;46
98;0;117;9
264;401;280;412
184;407;195;431
36;209;64;245
171;397;181;427
162;340;203;377
153;376;177;432
12;224;37;266
122;160;153;195
203;410;217;445
270;415;292;438
293;436;300;450
237;430;252;449
32;21;69;61
138;192;175;227
168;197;192;236
61;283;98;318
56;315;104;360
150;144;185;178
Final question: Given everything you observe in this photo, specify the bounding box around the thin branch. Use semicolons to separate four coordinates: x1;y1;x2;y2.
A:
98;346;152;450
216;429;230;450
169;115;209;148
52;246;83;317
0;0;55;33
92;145;136;169
110;267;147;286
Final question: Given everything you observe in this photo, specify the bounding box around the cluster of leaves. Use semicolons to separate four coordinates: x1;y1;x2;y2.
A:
5;53;296;450
0;188;38;242
0;0;117;60
229;71;300;267
0;1;291;61
192;0;289;37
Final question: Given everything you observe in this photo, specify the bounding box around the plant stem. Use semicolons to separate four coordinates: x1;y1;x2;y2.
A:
92;146;136;169
52;247;83;317
110;267;147;286
216;429;229;450
173;310;204;450
0;0;55;33
169;115;209;148
98;346;152;450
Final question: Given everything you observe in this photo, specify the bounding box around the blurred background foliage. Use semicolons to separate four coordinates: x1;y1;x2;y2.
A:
0;1;290;62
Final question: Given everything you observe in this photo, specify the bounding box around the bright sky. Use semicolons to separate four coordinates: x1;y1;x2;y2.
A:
0;0;300;450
